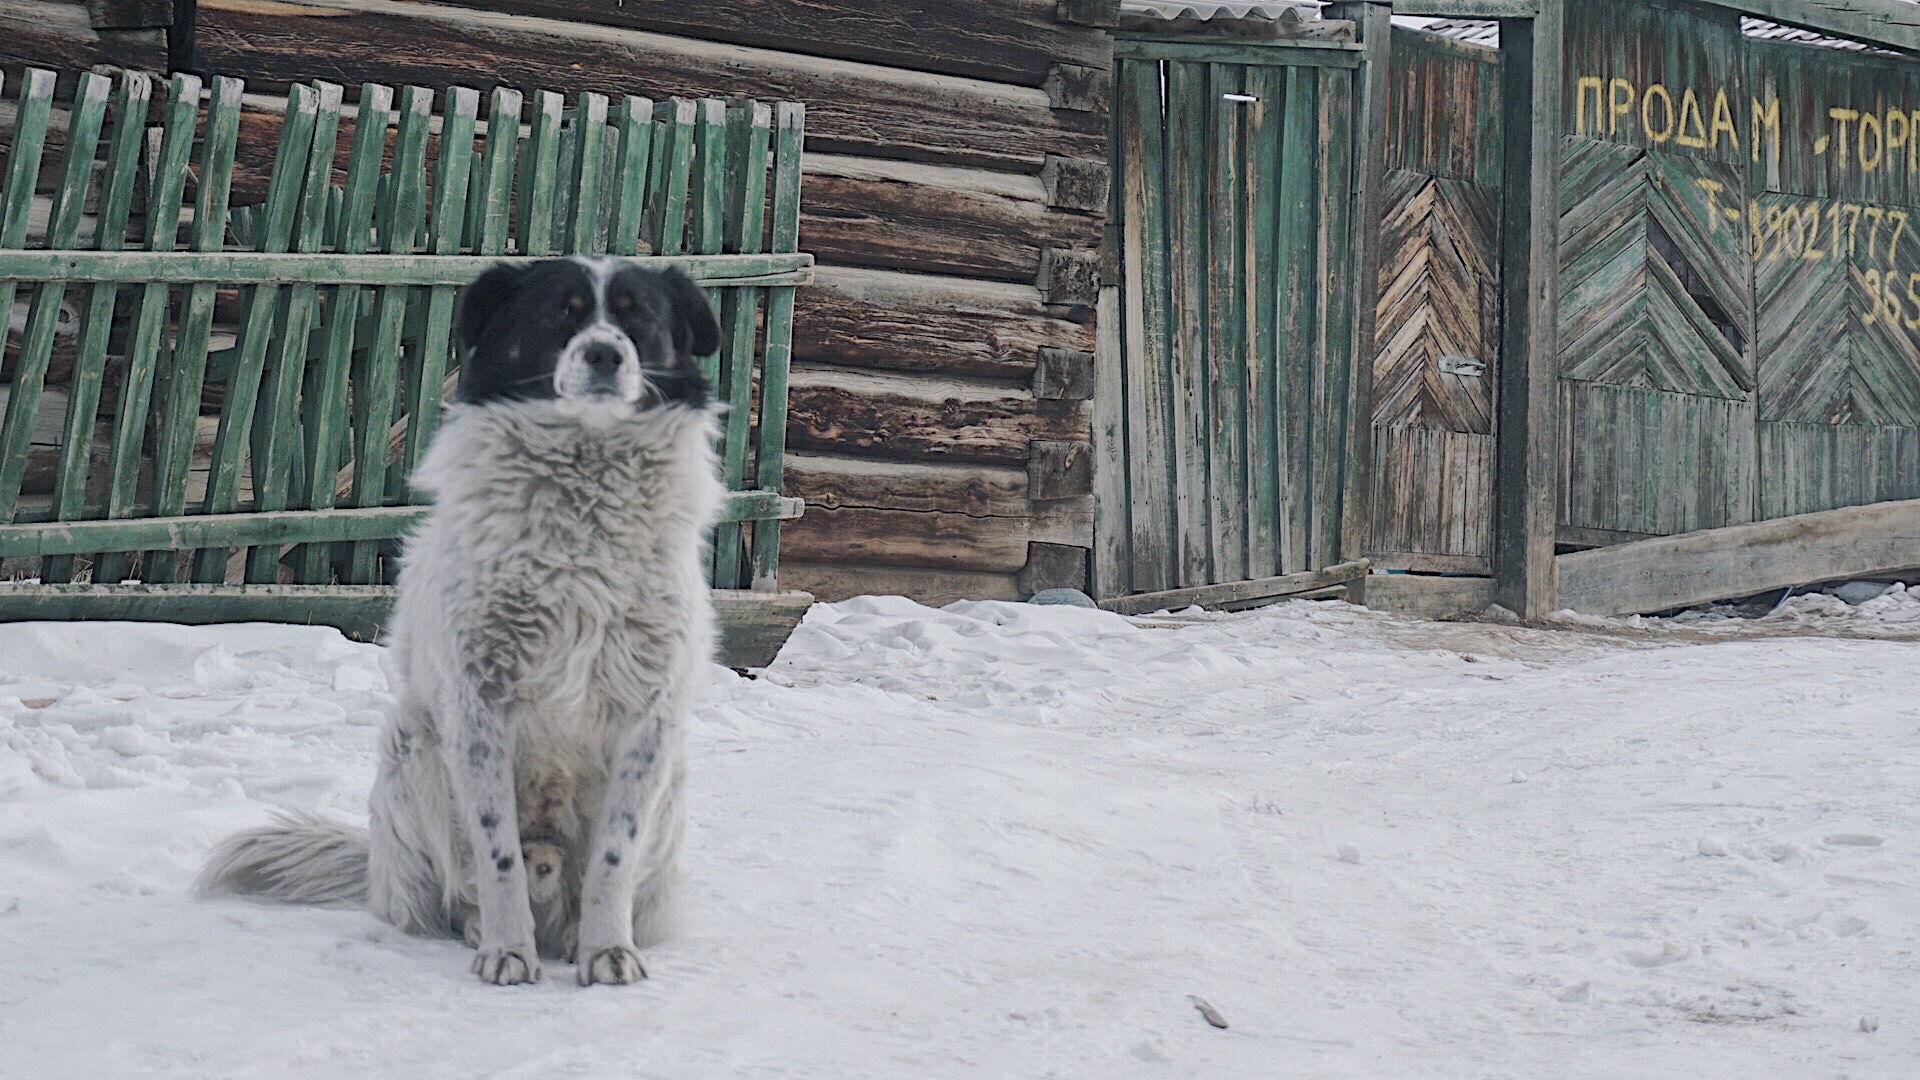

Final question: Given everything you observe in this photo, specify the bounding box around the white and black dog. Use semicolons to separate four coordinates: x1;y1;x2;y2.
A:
199;257;726;986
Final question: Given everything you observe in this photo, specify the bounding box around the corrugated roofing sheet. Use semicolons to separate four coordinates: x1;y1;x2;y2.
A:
1120;1;1313;19
1416;12;1911;54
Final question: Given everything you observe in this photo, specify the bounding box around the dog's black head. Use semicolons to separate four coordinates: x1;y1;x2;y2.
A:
453;257;719;411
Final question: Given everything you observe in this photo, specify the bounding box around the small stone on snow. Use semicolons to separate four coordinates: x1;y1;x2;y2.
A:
1336;843;1361;864
1698;836;1730;856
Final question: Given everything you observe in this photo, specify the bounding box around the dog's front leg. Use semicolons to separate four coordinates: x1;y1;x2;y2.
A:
443;679;542;985
574;716;677;986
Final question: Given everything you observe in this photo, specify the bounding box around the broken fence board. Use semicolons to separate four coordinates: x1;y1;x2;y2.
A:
1555;498;1920;616
1098;559;1370;616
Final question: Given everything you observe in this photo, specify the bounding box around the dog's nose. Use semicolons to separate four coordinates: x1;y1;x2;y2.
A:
583;342;623;371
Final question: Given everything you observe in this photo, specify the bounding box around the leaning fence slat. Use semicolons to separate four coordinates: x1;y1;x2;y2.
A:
189;82;322;582
345;85;433;584
749;101;804;591
95;73;203;585
0;71;53;410
565;92;608;253
515;90;563;257
710;100;771;589
42;73;153;584
0;71;109;523
291;82;395;584
143;77;244;584
608;96;654;257
399;85;480;491
471;87;522;256
1206;62;1249;585
653;99;699;255
241;81;347;584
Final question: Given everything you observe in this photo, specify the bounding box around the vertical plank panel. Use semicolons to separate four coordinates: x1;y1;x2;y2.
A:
292;82;394;584
1243;63;1284;578
1207;62;1249;584
399;86;480;489
1165;59;1213;587
43;74;151;583
1275;66;1319;573
748;101;804;592
0;72;108;519
242;82;346;583
712;100;771;590
345;85;433;584
96;73;201;585
1311;66;1356;569
1119;58;1176;594
608;95;654;257
190;83;322;582
144;76;243;584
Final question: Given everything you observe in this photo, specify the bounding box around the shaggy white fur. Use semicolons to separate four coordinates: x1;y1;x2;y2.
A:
199;395;725;987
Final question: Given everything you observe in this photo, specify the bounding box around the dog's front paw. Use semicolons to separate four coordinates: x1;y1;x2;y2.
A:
578;945;647;986
471;944;542;986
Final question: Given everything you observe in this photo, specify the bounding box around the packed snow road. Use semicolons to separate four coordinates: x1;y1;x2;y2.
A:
1;590;1916;1078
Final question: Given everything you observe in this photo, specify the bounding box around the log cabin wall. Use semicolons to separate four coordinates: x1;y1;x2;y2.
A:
165;0;1116;605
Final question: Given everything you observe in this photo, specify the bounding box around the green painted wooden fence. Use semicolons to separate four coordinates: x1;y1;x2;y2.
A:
0;67;809;638
1095;34;1373;601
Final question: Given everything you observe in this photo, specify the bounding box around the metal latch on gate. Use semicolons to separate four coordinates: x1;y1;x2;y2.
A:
1437;355;1486;378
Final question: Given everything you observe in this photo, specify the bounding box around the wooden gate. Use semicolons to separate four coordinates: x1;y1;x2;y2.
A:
1096;34;1370;603
0;67;811;656
1369;28;1504;574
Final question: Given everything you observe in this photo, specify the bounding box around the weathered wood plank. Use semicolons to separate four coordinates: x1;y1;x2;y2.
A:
1359;572;1495;619
0;249;814;284
0;583;813;667
1097;558;1371;616
798;154;1102;288
0;492;804;558
1492;7;1562;618
779;562;1022;605
1556;497;1920;616
430;0;1112;87
783;366;1090;467
792;266;1092;380
191;0;1105;171
0;1;164;99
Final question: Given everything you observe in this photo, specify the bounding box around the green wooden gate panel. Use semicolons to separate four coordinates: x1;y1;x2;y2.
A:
1100;39;1363;600
0;67;810;622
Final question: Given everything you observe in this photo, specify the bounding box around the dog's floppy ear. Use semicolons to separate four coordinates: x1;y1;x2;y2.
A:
659;266;721;357
456;263;529;349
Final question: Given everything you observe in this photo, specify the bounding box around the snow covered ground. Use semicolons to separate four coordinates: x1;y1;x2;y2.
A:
1;588;1916;1078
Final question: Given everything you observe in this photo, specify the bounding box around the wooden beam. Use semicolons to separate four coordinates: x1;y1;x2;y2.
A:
1360;573;1495;619
0;250;813;286
800;154;1101;284
1491;5;1562;619
795;266;1094;380
0;584;815;667
1556;498;1920;617
1330;1;1390;566
0;492;803;558
785;365;1090;466
1097;559;1371;616
190;0;1106;171
1709;0;1920;55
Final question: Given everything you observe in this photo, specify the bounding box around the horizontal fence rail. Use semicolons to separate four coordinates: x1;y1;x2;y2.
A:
0;66;808;623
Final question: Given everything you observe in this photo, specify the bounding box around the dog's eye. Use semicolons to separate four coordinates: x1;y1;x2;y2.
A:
567;295;588;315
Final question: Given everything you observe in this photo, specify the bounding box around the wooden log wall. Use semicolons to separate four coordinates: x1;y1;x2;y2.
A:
2;0;1114;601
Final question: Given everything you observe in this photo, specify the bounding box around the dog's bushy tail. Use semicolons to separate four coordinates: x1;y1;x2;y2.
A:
196;810;370;905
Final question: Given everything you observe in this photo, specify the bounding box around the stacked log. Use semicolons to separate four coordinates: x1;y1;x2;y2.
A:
184;0;1112;602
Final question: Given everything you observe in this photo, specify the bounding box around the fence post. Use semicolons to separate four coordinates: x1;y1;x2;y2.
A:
1494;1;1565;618
1328;2;1390;602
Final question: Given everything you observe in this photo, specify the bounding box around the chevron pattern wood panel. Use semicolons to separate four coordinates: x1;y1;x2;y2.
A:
1374;169;1499;433
1754;204;1920;427
1369;168;1499;568
1557;137;1754;401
